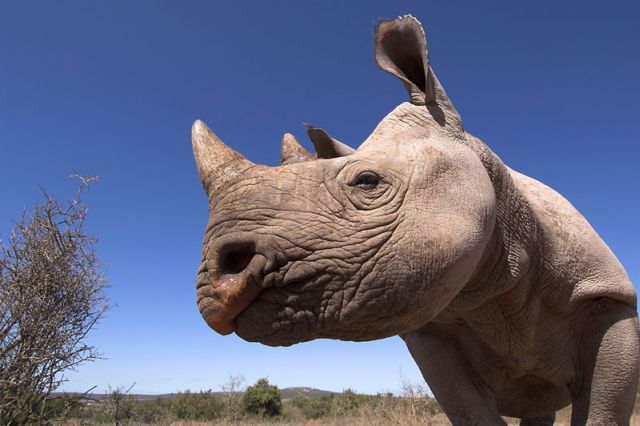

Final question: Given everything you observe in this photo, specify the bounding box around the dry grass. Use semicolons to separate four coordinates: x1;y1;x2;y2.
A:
54;390;640;426
55;411;640;426
102;415;454;426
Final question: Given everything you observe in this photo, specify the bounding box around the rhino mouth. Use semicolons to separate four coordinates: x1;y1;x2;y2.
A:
196;237;319;337
196;249;269;335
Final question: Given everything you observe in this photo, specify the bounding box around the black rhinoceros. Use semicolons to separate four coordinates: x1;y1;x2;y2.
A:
191;15;638;426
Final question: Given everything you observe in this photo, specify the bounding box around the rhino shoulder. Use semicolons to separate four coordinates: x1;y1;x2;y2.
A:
508;168;636;309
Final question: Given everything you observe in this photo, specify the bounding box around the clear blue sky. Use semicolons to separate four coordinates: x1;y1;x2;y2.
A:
1;1;638;395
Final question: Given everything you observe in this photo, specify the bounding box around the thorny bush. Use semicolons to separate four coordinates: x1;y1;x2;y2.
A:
0;176;109;425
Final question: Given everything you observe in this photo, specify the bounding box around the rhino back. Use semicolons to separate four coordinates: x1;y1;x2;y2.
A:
509;168;636;309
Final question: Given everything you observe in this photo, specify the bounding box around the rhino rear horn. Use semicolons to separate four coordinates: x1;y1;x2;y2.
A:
191;120;253;196
374;15;462;129
305;125;355;159
280;133;313;165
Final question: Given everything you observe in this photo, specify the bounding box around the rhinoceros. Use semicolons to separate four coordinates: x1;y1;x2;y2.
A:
191;15;638;425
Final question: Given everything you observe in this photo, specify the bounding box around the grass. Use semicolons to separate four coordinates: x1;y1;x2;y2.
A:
50;380;640;425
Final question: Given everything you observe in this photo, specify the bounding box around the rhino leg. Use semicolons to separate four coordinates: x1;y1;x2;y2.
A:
403;326;507;426
570;299;639;426
520;414;555;425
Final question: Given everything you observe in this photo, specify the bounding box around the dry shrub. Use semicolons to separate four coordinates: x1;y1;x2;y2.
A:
0;176;109;424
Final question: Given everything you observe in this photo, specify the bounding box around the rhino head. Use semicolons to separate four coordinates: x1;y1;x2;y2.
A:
193;15;496;346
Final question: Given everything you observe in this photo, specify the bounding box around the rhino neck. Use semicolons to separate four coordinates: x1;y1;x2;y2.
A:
441;132;542;315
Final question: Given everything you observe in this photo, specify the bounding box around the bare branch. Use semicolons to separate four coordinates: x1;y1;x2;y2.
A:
0;177;109;424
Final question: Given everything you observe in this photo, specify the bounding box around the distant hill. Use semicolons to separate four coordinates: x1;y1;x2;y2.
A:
52;386;338;402
279;387;336;400
50;392;176;402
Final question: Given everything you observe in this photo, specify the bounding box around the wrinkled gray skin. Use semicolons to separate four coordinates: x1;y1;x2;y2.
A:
192;15;639;426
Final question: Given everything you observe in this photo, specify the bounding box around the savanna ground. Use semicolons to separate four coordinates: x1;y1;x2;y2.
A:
53;407;640;426
50;381;640;426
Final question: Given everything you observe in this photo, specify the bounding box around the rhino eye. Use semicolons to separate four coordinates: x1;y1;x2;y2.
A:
351;172;380;190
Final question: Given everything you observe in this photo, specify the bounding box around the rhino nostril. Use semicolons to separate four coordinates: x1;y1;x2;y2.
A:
219;242;256;275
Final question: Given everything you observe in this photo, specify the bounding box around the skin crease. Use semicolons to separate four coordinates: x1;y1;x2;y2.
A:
193;15;639;426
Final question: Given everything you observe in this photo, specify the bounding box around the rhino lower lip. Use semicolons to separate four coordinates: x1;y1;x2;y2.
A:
198;272;265;335
257;287;281;303
197;253;278;334
198;250;321;334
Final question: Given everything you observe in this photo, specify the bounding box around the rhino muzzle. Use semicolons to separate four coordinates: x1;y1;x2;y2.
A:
196;233;284;335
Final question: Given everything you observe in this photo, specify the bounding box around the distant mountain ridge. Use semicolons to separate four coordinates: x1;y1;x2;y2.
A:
279;387;336;400
51;386;338;401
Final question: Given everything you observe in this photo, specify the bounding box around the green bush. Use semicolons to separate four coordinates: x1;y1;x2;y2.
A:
169;390;223;420
242;378;282;417
333;388;365;416
292;395;333;419
134;398;171;423
40;394;84;421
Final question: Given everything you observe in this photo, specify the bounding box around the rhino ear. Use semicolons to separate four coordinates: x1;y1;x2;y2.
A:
305;125;355;159
375;15;430;105
375;15;462;128
280;133;313;165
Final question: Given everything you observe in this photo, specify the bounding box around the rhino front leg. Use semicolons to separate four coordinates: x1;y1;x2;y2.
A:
570;299;639;426
403;326;507;426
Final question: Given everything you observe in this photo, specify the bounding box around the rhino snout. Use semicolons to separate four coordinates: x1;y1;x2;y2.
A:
196;234;279;336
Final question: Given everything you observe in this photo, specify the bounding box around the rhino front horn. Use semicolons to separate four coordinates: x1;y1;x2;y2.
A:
191;120;253;196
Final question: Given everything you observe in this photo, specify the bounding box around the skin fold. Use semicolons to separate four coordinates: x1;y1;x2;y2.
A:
191;15;639;426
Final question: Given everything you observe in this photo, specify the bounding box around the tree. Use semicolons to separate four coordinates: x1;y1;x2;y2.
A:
103;383;136;426
0;176;109;424
241;378;282;418
220;374;245;422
